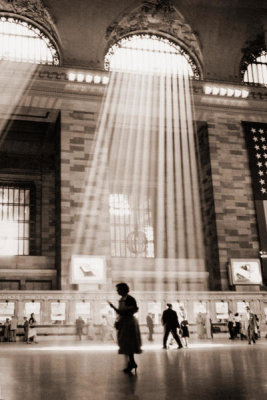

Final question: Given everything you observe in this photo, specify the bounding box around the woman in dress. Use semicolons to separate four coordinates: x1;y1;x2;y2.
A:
28;313;38;343
108;282;142;374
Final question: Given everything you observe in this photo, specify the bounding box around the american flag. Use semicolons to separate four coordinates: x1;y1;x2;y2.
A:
243;122;267;200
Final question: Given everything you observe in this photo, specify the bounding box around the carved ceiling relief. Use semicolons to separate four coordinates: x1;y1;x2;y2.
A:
0;0;58;40
105;0;203;64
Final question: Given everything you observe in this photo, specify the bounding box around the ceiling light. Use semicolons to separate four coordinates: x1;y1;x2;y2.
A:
68;72;76;81
94;75;101;84
77;73;84;82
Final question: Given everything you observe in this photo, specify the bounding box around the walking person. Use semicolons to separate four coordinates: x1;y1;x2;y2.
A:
180;319;190;348
146;313;154;341
234;313;241;339
228;311;235;340
76;316;85;341
108;282;142;374
246;307;257;345
10;315;18;342
161;304;183;349
3;318;10;342
23;317;30;343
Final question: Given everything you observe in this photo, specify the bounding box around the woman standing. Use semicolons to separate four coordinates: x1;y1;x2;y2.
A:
28;313;38;343
108;283;142;374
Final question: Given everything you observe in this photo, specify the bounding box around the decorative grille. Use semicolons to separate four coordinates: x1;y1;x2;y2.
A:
109;193;154;257
242;50;267;86
105;34;199;78
0;184;31;255
0;16;59;65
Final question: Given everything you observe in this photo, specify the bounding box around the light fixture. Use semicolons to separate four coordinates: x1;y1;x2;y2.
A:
241;89;249;98
212;87;219;95
227;88;234;97
86;74;93;83
68;72;76;81
94;75;101;84
102;76;109;84
204;86;212;95
77;73;84;82
234;89;241;97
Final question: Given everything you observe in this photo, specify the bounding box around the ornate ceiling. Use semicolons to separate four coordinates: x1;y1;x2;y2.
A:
0;0;266;82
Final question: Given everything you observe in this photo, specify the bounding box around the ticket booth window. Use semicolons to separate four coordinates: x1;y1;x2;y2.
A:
193;301;207;321
51;302;66;324
215;302;229;322
0;302;14;323
237;301;250;315
75;302;90;322
24;302;41;324
147;302;161;325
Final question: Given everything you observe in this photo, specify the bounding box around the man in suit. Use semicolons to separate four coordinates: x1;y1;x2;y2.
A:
161;304;183;349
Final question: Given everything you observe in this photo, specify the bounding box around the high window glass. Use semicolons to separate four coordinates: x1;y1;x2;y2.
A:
105;34;199;77
109;193;154;257
242;50;267;86
0;16;59;64
0;184;31;255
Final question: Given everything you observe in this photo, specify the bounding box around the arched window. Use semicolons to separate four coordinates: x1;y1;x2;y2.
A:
0;16;60;65
105;34;200;78
241;49;267;86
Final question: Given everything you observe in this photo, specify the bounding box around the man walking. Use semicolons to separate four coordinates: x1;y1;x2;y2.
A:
161;304;183;349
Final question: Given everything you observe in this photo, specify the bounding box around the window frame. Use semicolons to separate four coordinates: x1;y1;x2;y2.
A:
0;181;36;256
0;14;60;65
240;47;267;87
104;33;200;79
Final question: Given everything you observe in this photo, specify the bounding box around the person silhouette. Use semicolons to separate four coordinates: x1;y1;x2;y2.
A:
161;304;183;349
146;313;154;341
108;282;142;374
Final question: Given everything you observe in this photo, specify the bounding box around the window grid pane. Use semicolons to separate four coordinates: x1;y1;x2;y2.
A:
243;50;267;86
109;193;154;258
0;16;59;65
0;185;31;255
105;34;199;78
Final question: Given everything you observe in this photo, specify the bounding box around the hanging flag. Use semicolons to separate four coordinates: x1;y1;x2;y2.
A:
243;122;267;200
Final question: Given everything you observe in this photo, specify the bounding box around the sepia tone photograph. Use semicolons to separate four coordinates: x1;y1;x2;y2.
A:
0;0;267;399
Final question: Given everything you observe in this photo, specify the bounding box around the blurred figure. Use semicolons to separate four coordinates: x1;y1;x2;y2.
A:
10;315;18;342
146;313;154;341
100;315;108;341
106;310;116;342
180;319;189;348
246;307;257;345
240;313;248;340
28;313;38;343
227;311;235;340
234;313;241;339
108;282;142;374
87;317;96;340
76;316;85;341
23;316;29;343
161;304;183;349
3;318;10;342
196;313;205;339
204;313;212;339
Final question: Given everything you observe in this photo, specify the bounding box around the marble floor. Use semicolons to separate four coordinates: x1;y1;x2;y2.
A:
0;339;266;400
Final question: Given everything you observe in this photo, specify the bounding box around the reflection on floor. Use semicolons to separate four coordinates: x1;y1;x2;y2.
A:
0;339;266;400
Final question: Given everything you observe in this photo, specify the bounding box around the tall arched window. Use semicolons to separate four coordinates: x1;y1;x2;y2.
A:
105;34;200;78
241;49;267;86
0;16;60;65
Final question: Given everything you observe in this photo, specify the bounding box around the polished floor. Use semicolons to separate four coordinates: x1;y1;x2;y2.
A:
0;338;266;400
